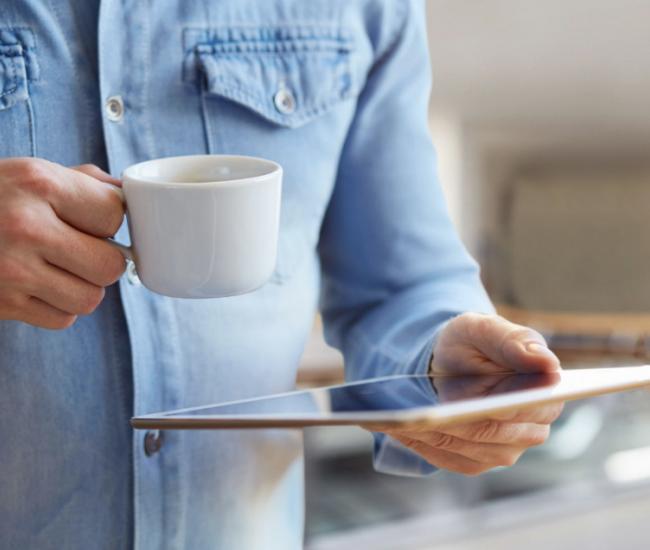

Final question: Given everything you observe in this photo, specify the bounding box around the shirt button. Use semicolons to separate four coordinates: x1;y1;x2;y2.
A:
273;87;296;115
144;430;164;457
105;95;124;122
126;260;141;286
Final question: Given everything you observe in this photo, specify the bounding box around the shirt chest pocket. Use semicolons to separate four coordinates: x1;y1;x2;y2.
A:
184;26;356;130
0;28;38;158
183;25;359;283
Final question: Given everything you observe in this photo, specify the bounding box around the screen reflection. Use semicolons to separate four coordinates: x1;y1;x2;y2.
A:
167;371;561;417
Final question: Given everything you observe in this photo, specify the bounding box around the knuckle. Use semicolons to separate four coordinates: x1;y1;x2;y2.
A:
509;326;544;343
456;312;487;336
467;313;508;344
472;312;492;328
473;314;494;335
429;432;457;451
15;159;55;198
0;257;30;287
472;420;501;442
1;206;43;245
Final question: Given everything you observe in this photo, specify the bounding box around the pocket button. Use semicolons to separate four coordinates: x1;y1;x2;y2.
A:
273;87;296;115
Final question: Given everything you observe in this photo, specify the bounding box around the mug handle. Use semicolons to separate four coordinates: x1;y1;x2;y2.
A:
106;186;135;262
108;239;134;262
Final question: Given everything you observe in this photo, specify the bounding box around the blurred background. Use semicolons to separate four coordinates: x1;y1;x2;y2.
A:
302;1;650;548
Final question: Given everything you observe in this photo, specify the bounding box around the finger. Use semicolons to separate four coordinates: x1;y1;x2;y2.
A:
46;162;125;238
42;220;126;287
465;314;560;373
27;261;105;316
395;431;529;467
390;434;498;476
72;164;122;187
15;296;77;330
367;402;563;442
412;420;552;446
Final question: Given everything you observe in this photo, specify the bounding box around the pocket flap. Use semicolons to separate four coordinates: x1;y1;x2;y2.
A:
0;45;29;110
0;28;38;111
184;26;357;128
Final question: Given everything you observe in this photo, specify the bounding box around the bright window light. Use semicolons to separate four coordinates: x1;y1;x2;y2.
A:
605;446;650;483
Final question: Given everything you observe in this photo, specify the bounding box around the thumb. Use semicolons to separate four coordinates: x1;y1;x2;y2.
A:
469;314;560;373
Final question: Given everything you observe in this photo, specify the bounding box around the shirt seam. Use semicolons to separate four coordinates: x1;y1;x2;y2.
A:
0;55;18;98
368;0;409;76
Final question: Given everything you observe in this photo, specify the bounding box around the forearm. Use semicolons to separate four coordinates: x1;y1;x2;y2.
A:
322;262;495;382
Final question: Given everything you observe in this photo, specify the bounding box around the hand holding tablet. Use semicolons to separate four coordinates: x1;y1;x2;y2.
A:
374;313;565;474
132;314;650;475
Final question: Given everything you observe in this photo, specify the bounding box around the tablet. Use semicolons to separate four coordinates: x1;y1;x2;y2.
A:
130;366;650;430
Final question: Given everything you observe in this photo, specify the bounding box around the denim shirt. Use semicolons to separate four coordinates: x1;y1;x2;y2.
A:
0;1;493;548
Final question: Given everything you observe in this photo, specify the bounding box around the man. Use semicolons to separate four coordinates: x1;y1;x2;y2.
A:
0;1;562;548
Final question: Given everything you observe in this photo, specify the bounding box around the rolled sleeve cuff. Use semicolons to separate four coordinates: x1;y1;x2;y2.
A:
372;333;439;476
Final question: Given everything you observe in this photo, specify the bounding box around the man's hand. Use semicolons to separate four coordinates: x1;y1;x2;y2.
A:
378;313;564;476
0;158;126;329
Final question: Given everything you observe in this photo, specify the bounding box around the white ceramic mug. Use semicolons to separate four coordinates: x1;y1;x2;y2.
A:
112;154;282;298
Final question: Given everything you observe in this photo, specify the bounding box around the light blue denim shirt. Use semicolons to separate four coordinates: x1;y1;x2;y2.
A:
0;1;493;548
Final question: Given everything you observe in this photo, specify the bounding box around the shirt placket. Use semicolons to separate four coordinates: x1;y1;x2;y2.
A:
97;1;185;548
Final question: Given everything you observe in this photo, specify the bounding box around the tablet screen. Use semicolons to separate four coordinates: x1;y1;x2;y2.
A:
159;371;560;417
131;366;650;429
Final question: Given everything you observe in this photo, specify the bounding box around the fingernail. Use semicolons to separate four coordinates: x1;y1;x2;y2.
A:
525;342;558;360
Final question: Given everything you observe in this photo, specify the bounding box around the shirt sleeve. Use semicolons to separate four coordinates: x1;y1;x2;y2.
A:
317;0;495;476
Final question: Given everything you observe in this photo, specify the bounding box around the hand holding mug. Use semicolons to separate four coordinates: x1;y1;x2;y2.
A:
0;157;125;329
0;154;282;329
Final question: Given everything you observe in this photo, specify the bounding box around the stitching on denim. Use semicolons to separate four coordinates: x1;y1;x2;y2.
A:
206;80;353;127
0;54;19;99
0;44;23;56
182;27;354;57
26;96;36;156
184;23;353;45
195;38;353;55
0;26;36;47
14;27;38;82
183;24;355;84
0;27;39;82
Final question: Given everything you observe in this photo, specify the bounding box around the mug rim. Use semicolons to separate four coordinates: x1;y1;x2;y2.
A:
121;154;282;188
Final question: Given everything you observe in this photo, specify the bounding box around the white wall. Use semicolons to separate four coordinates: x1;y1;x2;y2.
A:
426;0;650;257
